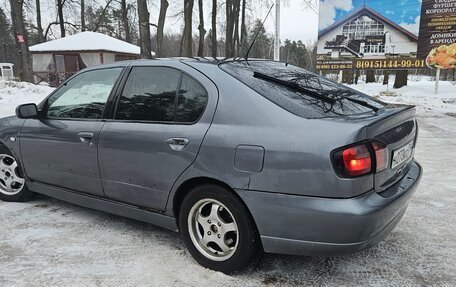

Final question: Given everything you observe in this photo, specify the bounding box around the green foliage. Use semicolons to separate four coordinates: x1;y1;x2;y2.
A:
247;19;272;59
280;39;308;69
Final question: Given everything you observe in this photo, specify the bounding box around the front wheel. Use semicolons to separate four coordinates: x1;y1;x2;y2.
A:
0;147;32;202
179;184;262;274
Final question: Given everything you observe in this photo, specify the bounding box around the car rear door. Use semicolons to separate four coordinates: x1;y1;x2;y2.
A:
19;67;124;197
98;62;217;211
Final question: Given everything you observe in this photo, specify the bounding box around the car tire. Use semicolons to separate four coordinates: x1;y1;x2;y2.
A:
0;145;32;202
178;184;263;274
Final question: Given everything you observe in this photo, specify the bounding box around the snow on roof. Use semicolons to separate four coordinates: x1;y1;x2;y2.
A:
29;31;141;55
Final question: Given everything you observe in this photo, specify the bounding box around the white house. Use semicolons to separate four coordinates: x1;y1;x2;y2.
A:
29;31;149;86
317;6;418;60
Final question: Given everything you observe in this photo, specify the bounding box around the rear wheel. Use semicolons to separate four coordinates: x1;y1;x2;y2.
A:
179;184;262;273
0;146;32;202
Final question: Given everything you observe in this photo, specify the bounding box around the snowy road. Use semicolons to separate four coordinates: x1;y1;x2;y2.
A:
0;80;456;286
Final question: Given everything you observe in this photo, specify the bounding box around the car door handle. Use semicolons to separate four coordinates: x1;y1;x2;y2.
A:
166;138;189;151
78;132;94;144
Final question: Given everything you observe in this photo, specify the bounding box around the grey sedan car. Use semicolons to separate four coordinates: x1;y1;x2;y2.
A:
0;59;422;273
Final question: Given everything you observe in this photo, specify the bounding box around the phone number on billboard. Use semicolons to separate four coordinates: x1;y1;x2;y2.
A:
355;59;426;69
316;63;353;70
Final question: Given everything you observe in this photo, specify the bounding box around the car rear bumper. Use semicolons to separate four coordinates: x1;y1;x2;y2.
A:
236;160;422;256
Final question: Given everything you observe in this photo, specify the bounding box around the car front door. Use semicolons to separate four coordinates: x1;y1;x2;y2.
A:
19;67;124;197
98;63;217;211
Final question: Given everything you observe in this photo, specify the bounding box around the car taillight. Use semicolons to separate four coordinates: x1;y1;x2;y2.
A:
342;145;372;177
332;141;388;178
372;142;388;172
332;143;372;177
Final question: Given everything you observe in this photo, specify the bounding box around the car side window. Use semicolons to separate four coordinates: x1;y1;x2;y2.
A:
176;74;208;123
46;68;122;119
115;67;181;122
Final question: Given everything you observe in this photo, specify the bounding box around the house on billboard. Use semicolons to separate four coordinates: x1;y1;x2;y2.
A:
317;6;418;60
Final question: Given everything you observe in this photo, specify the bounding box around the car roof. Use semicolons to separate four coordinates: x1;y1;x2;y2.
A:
83;57;273;71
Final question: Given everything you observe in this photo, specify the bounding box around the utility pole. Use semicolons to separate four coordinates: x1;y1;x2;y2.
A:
274;0;280;61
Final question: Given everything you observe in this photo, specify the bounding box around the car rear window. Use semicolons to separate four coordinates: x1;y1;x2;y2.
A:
219;60;385;118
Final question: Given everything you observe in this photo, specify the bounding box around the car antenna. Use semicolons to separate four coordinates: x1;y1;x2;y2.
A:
244;4;274;61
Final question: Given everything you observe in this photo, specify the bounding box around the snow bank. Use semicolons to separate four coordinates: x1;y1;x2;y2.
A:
0;80;54;117
349;80;456;115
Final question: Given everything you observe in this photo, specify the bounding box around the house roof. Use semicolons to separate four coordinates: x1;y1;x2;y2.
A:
29;31;142;55
318;6;419;42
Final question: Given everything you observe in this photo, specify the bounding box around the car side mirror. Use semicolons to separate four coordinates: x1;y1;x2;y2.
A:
16;103;39;119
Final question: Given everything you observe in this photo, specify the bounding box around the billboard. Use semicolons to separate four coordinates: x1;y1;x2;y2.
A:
418;0;456;69
316;0;456;70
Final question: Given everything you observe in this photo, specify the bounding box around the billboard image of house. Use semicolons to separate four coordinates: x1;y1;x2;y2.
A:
316;0;426;70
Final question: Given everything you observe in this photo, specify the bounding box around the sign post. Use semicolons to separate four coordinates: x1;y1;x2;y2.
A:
435;68;440;94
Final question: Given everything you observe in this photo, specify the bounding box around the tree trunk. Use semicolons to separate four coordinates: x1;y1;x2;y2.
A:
354;70;360;85
383;70;389;85
81;0;86;31
342;70;354;84
211;0;217;57
232;0;240;56
56;0;65;37
9;0;33;82
197;0;206;57
366;70;375;83
121;0;131;42
156;0;168;57
36;0;44;42
137;0;152;59
181;0;194;57
225;0;233;57
393;70;408;89
240;0;247;56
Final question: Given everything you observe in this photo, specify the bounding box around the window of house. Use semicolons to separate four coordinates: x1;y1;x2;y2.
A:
342;15;384;40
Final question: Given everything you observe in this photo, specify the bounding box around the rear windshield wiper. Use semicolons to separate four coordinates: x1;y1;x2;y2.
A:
253;72;336;104
332;90;380;112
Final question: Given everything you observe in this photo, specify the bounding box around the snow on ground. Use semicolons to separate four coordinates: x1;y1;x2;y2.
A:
0;81;54;117
350;80;456;116
0;79;455;286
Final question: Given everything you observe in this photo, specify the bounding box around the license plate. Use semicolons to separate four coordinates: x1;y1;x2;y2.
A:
391;140;414;169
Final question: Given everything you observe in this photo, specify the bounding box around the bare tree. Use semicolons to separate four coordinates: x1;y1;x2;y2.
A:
121;0;131;42
211;0;217;57
138;0;152;58
197;0;206;56
225;0;240;57
240;0;247;55
9;0;33;82
81;0;86;31
156;0;168;57
56;0;65;37
36;0;44;42
181;0;194;57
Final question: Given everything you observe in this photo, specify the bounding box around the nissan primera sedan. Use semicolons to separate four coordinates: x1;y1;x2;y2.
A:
0;58;422;273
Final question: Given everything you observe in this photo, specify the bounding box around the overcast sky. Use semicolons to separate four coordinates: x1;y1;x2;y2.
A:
155;0;321;44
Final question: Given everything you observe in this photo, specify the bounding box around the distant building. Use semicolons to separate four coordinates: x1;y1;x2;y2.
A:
29;32;151;86
317;6;418;60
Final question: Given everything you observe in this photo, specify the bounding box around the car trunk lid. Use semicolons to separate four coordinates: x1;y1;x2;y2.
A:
364;105;418;193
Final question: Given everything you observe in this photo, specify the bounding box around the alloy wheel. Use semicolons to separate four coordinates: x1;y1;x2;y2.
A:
0;154;25;196
187;198;239;261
